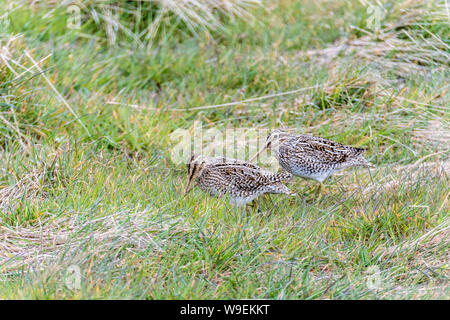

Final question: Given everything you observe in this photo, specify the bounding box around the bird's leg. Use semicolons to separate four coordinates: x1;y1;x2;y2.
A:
315;182;324;200
266;195;275;207
307;181;325;201
247;199;258;214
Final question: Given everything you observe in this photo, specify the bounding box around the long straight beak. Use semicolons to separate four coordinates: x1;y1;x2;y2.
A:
184;178;194;195
250;143;269;162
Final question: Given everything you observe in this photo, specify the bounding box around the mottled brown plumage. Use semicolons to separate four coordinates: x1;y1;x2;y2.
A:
253;130;373;183
184;155;294;206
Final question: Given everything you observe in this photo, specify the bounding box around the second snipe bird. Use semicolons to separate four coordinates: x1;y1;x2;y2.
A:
185;154;294;206
251;129;373;190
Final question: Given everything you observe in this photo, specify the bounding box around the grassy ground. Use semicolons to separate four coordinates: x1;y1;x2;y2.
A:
0;0;448;299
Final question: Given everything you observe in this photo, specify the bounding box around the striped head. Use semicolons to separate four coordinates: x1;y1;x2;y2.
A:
184;154;207;195
250;129;291;162
266;129;290;149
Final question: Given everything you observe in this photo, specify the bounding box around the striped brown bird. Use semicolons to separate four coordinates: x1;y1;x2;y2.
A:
184;154;294;206
251;130;373;191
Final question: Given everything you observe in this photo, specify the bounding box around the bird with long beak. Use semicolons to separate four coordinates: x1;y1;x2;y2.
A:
184;154;294;206
251;129;374;196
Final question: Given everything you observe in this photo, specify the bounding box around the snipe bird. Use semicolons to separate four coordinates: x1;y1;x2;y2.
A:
184;154;294;206
251;130;373;192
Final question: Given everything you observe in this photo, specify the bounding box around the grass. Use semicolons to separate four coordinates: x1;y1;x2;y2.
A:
0;0;449;299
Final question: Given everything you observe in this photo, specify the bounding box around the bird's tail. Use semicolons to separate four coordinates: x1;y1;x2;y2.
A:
352;147;367;156
352;156;375;168
267;182;295;195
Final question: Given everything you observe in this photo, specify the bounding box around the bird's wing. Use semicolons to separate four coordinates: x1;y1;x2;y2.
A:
209;157;262;171
213;165;270;191
281;135;364;165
